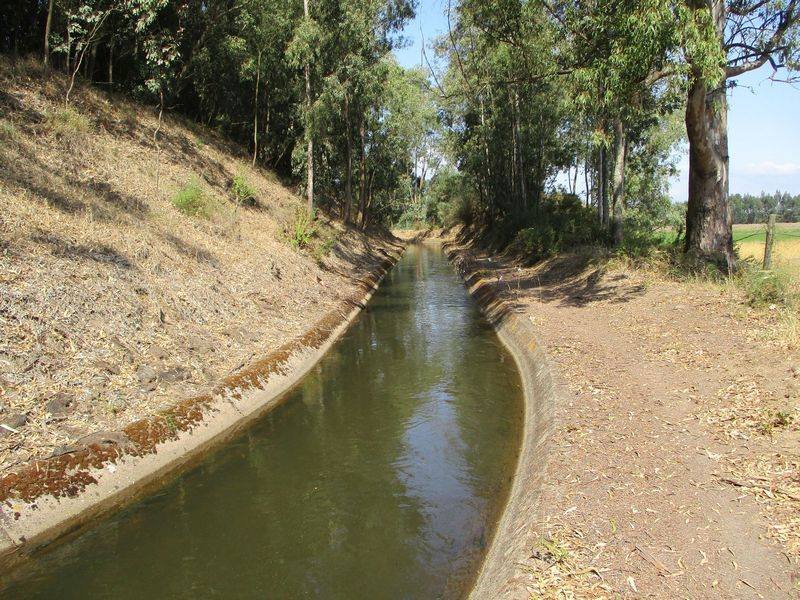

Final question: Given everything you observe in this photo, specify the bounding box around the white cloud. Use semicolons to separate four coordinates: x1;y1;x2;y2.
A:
741;161;800;176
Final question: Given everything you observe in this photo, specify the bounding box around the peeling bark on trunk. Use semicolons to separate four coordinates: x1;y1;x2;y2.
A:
611;118;627;247
357;120;367;227
684;0;734;270
512;88;526;212
361;170;374;230
343;93;353;223
597;145;609;227
684;74;733;268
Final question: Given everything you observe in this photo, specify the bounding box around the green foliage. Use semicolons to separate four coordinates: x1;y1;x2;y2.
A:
171;179;214;217
0;119;18;140
311;228;339;264
509;195;605;262
231;171;258;207
44;107;92;138
287;209;316;249
757;409;793;436
732;191;800;224
426;169;477;228
737;266;797;308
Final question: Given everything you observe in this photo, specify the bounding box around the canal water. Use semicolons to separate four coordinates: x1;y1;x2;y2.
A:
3;243;523;599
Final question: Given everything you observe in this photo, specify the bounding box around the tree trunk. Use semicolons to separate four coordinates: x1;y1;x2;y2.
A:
252;49;261;167
684;0;734;270
65;20;71;75
343;93;353;223
108;40;114;84
43;0;54;68
303;0;314;216
584;157;590;207
512;88;526;211
597;145;609;226
361;170;374;230
611;118;627;246
87;43;97;81
357;119;367;226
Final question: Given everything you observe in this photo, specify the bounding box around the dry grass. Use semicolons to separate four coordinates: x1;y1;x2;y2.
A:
738;238;800;270
735;222;800;280
0;57;395;477
523;522;614;599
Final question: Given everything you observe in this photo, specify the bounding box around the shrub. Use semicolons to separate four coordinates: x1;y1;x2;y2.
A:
172;179;214;217
44;107;91;138
737;266;797;308
394;204;427;229
287;208;316;249
509;194;604;262
312;230;339;264
231;172;257;207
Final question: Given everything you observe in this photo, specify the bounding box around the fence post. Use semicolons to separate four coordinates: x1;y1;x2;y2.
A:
763;213;777;270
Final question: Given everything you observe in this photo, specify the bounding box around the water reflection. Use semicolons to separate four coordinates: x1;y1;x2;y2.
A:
2;243;523;600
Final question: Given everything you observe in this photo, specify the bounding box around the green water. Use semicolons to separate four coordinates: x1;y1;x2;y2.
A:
3;243;523;599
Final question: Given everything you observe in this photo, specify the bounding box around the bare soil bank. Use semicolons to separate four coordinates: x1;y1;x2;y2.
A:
445;231;799;599
0;59;402;485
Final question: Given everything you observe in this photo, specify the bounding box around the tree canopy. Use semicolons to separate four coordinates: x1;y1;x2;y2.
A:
2;0;798;260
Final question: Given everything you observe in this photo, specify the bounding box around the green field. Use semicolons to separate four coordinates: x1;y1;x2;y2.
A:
733;222;800;243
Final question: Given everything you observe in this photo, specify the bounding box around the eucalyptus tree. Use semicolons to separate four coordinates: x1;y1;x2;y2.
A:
680;0;799;268
305;0;415;222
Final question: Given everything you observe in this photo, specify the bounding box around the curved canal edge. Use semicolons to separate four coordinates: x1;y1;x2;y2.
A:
444;240;558;599
0;244;405;569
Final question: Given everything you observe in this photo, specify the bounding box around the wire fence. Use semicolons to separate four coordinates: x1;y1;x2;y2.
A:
735;229;800;242
734;220;800;269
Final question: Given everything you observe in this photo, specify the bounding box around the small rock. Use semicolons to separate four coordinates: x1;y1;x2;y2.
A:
0;412;27;437
93;359;120;375
148;345;169;360
137;365;157;385
45;392;73;416
107;395;127;413
186;336;212;353
158;366;191;383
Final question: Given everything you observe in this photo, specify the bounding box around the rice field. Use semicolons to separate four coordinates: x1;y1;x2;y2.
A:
735;222;800;275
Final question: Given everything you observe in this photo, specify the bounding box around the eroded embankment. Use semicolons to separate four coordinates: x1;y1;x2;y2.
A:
443;241;558;599
0;247;403;567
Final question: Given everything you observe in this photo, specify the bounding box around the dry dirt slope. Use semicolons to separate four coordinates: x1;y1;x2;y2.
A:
0;58;399;479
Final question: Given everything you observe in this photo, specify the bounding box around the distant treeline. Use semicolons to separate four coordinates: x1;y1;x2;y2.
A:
731;192;800;224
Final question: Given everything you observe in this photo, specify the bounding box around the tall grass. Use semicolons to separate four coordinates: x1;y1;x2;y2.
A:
287;209;316;249
44;107;91;138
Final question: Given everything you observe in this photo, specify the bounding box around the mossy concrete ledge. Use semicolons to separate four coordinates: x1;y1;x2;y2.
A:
0;246;404;568
445;243;558;600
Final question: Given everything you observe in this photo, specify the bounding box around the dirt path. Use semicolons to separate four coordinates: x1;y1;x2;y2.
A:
456;245;799;598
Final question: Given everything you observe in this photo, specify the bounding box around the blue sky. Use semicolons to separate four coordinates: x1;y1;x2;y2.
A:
392;0;800;201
